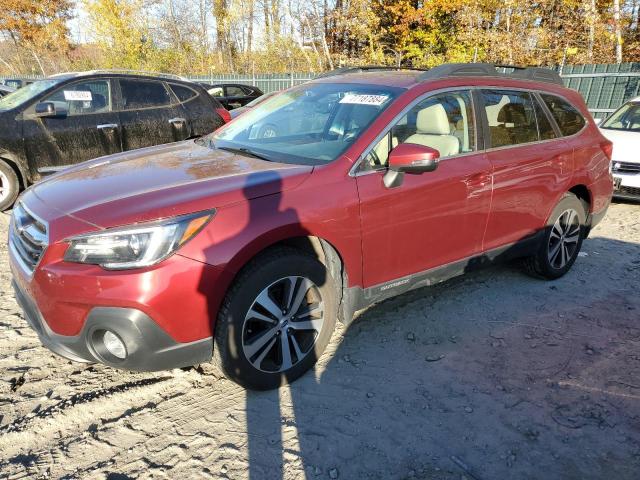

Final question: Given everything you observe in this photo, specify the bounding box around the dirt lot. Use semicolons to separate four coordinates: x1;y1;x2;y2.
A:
1;203;639;480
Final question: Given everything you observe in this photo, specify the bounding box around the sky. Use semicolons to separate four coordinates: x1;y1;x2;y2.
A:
67;3;91;44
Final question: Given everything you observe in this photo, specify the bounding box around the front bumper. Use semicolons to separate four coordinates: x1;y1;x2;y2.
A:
613;172;640;200
12;280;212;371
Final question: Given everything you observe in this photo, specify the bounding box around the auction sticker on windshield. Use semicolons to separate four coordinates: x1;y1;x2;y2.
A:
64;90;93;102
339;94;389;106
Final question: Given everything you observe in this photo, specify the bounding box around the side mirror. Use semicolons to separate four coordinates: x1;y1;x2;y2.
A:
35;101;68;119
384;143;440;188
389;143;440;173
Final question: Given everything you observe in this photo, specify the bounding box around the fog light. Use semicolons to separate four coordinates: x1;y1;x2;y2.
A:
103;331;127;359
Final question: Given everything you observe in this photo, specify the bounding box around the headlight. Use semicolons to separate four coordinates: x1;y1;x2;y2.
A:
64;211;214;270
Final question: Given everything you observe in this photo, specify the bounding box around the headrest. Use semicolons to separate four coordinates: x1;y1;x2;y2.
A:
416;104;451;135
497;103;527;125
92;93;106;109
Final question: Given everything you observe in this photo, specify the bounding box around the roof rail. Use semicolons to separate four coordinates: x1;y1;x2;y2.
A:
48;70;190;82
417;63;564;86
315;65;428;79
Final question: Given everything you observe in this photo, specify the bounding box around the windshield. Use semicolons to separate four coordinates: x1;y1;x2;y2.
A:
0;79;62;111
209;83;401;165
245;92;273;108
601;101;640;132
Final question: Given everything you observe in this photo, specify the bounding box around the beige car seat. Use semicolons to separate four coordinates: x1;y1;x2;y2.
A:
405;104;460;157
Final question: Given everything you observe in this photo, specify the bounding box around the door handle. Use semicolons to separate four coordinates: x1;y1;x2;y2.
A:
169;117;187;125
97;123;118;130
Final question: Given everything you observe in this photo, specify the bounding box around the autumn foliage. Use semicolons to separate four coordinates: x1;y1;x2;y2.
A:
0;0;638;76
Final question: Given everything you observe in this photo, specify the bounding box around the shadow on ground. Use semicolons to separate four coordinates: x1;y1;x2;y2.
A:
243;234;640;479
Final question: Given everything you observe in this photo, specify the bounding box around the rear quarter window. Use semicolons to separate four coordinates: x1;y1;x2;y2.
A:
540;94;586;136
226;86;247;97
170;84;198;103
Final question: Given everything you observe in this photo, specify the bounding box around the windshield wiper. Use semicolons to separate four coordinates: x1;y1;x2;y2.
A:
217;146;272;162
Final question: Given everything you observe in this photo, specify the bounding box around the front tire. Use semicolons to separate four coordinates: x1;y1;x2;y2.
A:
523;193;587;279
0;160;19;211
212;247;338;390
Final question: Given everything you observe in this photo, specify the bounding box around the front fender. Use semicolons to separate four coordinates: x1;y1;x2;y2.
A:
0;147;30;186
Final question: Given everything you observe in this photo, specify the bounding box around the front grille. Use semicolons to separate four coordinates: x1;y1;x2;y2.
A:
10;202;48;274
612;161;640;174
618;185;640;197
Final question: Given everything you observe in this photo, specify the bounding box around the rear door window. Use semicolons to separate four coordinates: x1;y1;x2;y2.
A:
480;90;539;148
540;94;586;136
120;80;171;110
43;80;111;116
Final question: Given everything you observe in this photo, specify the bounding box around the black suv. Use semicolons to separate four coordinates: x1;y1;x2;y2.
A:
0;71;227;210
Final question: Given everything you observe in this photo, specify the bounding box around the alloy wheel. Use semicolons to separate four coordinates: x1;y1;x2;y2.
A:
547;208;581;269
242;276;324;373
0;171;8;203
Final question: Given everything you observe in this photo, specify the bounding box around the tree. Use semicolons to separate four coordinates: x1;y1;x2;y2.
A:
84;0;152;69
0;0;73;74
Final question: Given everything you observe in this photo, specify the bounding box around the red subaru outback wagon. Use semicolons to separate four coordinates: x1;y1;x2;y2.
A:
9;64;613;390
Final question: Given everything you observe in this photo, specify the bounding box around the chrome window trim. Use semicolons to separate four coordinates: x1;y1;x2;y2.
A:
349;85;588;177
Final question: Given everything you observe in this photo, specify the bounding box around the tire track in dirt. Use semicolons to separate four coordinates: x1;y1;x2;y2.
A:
3;373;249;479
0;374;183;461
0;377;171;434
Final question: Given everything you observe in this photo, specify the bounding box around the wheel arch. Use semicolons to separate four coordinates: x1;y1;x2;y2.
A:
568;184;592;213
221;232;351;324
0;152;28;189
545;183;592;225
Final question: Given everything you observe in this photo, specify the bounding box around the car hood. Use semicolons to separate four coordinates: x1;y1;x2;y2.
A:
599;127;639;163
29;140;313;230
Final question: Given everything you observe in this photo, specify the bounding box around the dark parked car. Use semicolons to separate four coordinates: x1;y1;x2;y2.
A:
1;78;34;90
229;91;279;119
10;63;613;390
0;85;15;97
0;70;228;210
205;83;263;110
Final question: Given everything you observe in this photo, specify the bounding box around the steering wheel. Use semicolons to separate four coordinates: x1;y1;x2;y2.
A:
342;128;359;143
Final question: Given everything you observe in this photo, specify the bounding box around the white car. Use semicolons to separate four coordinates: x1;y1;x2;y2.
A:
599;96;640;200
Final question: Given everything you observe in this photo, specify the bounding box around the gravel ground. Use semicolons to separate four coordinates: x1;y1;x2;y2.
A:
1;202;639;480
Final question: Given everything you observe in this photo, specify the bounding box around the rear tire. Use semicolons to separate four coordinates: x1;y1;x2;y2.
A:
0;160;19;211
523;193;587;280
212;247;337;390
